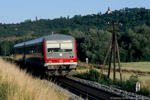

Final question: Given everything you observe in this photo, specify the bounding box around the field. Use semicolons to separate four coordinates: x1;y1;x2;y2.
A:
76;61;150;89
121;62;150;71
0;58;68;100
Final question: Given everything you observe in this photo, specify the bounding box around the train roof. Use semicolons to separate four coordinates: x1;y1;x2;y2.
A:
14;34;74;48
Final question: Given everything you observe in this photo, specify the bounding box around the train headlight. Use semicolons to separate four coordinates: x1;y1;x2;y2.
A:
48;60;52;63
70;60;73;63
59;53;62;56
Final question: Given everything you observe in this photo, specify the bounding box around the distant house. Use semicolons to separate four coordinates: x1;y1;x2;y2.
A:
105;7;112;14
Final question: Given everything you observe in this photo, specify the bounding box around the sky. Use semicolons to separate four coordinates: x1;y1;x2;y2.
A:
0;0;150;24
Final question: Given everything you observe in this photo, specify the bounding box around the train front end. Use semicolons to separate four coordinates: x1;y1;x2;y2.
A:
43;35;77;76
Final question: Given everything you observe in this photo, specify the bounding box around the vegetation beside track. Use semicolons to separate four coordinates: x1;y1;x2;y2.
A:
74;62;150;97
0;58;68;100
77;62;150;81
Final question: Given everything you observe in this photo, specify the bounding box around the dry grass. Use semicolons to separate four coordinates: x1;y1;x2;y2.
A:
0;58;68;100
121;62;150;71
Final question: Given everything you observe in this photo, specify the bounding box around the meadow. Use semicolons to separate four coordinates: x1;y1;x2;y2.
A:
121;62;150;71
76;61;150;89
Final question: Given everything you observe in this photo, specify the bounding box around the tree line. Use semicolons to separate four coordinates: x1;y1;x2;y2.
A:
0;7;150;63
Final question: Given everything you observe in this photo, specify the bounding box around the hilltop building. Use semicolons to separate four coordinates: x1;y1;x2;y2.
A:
105;7;112;14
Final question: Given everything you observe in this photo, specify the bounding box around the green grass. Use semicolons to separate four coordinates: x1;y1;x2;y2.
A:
121;62;150;71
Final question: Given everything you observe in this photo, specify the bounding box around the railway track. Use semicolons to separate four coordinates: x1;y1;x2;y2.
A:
52;76;150;100
54;77;117;100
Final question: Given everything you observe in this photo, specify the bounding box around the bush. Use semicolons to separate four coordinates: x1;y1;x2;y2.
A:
98;74;113;85
139;88;150;97
88;69;100;82
73;68;99;82
122;75;138;92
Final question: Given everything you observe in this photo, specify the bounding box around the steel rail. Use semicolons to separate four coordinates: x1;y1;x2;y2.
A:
54;77;121;100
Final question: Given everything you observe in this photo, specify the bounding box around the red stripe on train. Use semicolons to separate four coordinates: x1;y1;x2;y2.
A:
43;39;47;61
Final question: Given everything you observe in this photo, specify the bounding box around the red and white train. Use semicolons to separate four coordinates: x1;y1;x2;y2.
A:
14;34;77;76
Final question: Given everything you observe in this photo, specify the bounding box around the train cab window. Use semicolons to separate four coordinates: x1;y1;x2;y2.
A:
60;43;73;52
46;40;73;53
47;43;60;52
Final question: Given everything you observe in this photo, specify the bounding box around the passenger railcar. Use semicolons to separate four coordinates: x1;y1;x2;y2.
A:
14;34;77;76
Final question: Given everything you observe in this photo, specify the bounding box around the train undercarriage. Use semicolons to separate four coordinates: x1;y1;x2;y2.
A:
45;65;76;76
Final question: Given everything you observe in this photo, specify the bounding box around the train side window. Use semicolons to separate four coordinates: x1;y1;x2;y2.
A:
29;50;34;54
36;44;41;53
41;44;44;55
26;48;29;54
16;48;22;54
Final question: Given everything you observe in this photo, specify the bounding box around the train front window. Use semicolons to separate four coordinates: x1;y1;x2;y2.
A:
60;43;73;52
47;40;73;53
47;43;60;52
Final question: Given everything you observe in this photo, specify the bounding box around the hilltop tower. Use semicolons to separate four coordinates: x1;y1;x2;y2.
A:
105;7;112;14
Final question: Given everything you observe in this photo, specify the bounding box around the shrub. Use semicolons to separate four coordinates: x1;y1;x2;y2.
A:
139;88;150;97
98;74;113;85
73;68;99;82
122;75;139;92
89;69;100;82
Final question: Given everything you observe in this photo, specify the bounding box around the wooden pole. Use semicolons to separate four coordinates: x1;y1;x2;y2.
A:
108;44;113;78
113;23;116;81
99;39;112;80
116;37;122;83
99;22;122;83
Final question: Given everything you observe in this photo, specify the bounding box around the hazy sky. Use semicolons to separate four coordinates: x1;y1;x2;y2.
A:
0;0;150;24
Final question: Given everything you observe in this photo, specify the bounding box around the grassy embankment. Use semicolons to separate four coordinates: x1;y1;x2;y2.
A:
74;62;150;97
0;58;68;100
76;61;150;88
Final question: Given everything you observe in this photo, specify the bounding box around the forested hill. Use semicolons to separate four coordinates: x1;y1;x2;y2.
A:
0;7;150;63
